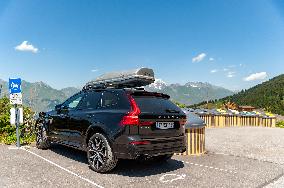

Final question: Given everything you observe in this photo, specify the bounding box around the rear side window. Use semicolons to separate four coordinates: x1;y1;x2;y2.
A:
99;91;130;109
101;92;118;107
133;96;181;113
78;92;101;110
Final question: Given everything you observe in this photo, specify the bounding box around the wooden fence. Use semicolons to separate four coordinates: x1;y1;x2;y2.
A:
198;114;276;128
175;126;206;156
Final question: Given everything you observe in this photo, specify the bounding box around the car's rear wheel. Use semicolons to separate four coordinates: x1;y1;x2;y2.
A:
87;133;118;173
36;122;51;149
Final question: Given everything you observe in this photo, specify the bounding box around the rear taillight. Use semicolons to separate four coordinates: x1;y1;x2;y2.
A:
120;95;141;126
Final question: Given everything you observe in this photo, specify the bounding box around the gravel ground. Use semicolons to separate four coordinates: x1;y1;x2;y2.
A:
1;126;284;187
206;127;284;187
1;144;283;188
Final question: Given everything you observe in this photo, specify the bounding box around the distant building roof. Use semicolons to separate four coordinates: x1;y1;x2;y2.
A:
238;106;256;111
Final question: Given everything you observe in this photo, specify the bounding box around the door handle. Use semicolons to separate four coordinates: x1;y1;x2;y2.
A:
60;114;69;118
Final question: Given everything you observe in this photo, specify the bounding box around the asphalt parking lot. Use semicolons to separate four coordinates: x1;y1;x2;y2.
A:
1;127;284;188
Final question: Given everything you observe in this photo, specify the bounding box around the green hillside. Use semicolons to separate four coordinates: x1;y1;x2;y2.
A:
194;74;284;115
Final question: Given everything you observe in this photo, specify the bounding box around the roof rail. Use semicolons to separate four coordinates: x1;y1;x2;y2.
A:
83;67;155;90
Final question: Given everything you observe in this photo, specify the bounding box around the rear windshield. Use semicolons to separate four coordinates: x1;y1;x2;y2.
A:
133;96;181;113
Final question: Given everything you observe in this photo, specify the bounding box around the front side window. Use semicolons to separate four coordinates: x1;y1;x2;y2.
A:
63;94;83;109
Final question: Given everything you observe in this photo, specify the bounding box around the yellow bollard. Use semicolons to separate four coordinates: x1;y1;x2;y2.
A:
175;126;206;156
272;118;276;127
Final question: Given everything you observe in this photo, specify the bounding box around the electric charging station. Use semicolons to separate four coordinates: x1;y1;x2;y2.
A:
9;78;23;148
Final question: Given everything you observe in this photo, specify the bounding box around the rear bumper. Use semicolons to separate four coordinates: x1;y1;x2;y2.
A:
113;135;186;159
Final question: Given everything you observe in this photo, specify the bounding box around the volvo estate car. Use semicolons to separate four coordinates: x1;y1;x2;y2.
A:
35;68;186;173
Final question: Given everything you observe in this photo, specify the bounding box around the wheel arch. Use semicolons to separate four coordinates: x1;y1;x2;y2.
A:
85;125;110;146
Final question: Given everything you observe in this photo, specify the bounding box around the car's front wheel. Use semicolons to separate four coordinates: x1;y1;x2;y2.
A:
87;133;118;173
36;122;51;149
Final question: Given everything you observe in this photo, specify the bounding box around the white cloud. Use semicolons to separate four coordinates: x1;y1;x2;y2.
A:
209;57;214;61
192;53;206;63
223;68;229;72
244;72;267;81
227;71;235;78
210;69;218;73
15;41;38;53
91;69;98;72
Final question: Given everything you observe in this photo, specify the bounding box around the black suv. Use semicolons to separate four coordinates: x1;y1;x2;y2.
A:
36;88;186;173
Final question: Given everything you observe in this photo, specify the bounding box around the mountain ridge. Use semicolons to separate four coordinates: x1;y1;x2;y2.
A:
145;79;234;105
0;79;80;112
0;78;234;112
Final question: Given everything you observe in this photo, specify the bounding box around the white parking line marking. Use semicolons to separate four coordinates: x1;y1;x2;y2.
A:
21;148;104;188
181;161;237;174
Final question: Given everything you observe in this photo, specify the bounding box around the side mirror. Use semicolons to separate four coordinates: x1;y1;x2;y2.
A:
55;104;69;113
55;104;62;111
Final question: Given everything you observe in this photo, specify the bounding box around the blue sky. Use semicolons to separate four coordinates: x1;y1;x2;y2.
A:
0;0;284;91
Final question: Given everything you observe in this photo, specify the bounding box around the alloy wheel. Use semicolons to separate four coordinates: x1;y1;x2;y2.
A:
36;126;43;144
88;136;107;170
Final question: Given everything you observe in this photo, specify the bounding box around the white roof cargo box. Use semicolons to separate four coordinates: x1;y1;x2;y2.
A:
83;67;155;90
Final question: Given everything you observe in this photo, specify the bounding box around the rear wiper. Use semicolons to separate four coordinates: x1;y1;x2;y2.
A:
166;109;180;113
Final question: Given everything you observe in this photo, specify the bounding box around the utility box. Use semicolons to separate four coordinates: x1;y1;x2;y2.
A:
10;107;23;125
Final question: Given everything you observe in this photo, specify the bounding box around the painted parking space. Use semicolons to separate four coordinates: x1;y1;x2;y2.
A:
1;144;283;188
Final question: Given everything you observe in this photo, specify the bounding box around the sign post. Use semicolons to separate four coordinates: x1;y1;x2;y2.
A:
9;78;22;148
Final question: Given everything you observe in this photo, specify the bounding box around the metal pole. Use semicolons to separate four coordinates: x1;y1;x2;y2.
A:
15;104;20;148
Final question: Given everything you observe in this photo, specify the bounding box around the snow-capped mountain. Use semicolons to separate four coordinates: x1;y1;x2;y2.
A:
146;79;234;105
185;82;211;88
147;79;167;90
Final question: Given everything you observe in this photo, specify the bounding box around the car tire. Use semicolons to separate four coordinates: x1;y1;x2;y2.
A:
87;133;118;173
36;122;51;149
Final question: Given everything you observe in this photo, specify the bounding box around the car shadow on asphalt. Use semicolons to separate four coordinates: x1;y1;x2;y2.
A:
49;144;88;164
49;144;184;177
112;159;184;177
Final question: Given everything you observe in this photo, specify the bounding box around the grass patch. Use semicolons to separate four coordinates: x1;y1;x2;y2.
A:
276;121;284;128
0;131;36;145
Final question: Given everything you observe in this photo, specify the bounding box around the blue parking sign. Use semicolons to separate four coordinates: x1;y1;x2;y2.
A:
9;78;22;94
